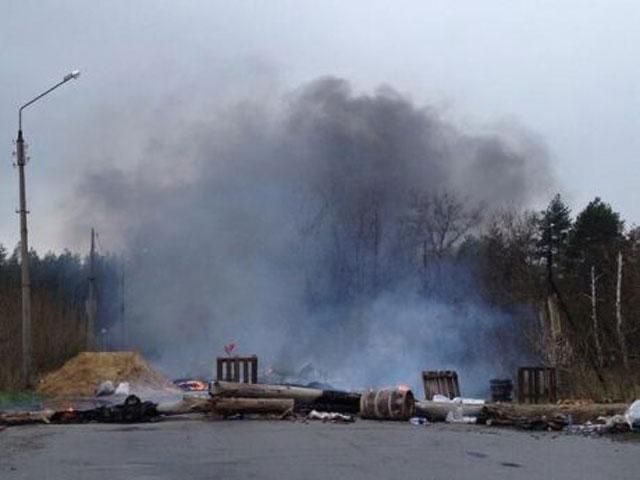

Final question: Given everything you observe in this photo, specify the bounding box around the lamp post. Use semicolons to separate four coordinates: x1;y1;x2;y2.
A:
16;70;81;387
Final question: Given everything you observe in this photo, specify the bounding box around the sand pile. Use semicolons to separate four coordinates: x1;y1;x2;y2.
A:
37;352;177;397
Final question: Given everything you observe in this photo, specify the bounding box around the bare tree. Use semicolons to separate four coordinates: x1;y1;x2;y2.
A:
404;190;483;263
590;265;604;368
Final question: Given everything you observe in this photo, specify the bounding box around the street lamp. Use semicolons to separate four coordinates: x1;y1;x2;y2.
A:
15;70;81;387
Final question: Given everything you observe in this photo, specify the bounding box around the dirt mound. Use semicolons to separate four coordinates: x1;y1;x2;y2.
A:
37;352;177;397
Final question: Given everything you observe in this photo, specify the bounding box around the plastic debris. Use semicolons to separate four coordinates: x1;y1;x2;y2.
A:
114;382;130;396
410;417;429;425
625;400;640;431
445;410;477;424
431;394;485;405
95;380;115;397
307;410;355;423
565;415;630;436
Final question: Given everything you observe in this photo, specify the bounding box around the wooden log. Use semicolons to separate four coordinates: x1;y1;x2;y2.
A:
157;397;213;415
0;410;55;426
211;398;294;415
481;403;628;426
212;381;361;413
414;401;484;422
212;381;324;402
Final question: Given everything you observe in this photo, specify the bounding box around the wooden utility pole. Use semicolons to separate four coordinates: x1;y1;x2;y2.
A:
86;228;97;350
120;262;126;348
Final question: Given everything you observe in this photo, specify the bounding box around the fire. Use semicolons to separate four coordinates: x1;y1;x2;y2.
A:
189;380;207;391
175;379;208;392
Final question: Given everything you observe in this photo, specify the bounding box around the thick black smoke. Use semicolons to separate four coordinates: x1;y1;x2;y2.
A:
69;77;551;393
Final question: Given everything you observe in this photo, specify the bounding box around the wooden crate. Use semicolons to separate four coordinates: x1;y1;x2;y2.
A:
216;356;258;384
517;367;557;404
422;370;460;400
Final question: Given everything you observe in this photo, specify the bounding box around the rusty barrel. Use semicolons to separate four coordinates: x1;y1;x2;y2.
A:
360;387;415;420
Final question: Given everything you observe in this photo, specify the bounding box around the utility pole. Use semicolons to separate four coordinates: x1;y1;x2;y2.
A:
15;129;32;386
86;228;97;350
120;261;126;349
15;69;81;387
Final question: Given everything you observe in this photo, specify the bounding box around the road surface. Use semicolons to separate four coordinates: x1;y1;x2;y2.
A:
0;418;637;479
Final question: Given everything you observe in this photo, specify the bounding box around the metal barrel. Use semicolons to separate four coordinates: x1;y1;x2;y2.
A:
359;387;415;420
489;379;513;402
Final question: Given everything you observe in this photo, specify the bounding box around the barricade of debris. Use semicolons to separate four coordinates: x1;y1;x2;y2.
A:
2;351;639;438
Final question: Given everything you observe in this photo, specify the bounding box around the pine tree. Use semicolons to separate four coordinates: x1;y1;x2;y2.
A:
538;193;572;277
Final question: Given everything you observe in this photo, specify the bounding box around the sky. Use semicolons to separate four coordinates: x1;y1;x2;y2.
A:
2;0;640;255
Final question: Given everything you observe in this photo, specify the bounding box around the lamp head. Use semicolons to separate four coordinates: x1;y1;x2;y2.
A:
64;70;81;81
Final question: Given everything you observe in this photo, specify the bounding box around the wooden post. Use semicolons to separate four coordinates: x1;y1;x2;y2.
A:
251;356;258;383
233;357;240;382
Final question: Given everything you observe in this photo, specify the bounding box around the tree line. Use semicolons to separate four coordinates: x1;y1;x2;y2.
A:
0;246;120;389
0;192;638;397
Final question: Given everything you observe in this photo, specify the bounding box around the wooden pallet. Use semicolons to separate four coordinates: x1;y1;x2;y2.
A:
422;370;460;400
517;367;557;404
216;356;258;384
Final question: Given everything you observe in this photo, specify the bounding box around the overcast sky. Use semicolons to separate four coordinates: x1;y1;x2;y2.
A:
2;0;639;254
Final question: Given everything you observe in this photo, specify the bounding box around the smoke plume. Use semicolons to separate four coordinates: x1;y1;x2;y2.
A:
68;77;551;394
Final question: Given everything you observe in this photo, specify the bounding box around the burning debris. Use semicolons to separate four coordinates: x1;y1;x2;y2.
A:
174;379;208;392
1;350;637;439
51;395;159;424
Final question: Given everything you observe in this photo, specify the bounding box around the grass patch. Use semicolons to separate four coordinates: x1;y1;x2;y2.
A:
0;391;42;410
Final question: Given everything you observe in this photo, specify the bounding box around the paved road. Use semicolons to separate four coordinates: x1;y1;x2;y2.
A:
0;418;637;480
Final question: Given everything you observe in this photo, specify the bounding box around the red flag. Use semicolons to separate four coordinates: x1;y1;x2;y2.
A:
224;343;236;356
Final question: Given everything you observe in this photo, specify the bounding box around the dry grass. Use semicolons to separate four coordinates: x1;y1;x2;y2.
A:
36;351;175;397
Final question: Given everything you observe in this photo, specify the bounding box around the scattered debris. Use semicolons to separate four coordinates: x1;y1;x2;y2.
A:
307;410;355;423
409;417;429;426
566;415;630;436
1;395;159;426
445;407;478;424
51;395;159;424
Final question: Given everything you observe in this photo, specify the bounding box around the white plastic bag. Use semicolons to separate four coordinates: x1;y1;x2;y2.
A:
95;380;115;397
625;400;640;431
115;382;130;396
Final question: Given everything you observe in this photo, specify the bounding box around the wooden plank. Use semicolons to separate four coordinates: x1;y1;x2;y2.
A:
216;358;223;381
233;357;240;383
250;357;258;384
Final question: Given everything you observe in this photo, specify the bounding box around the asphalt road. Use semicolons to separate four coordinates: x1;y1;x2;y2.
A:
0;418;638;480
